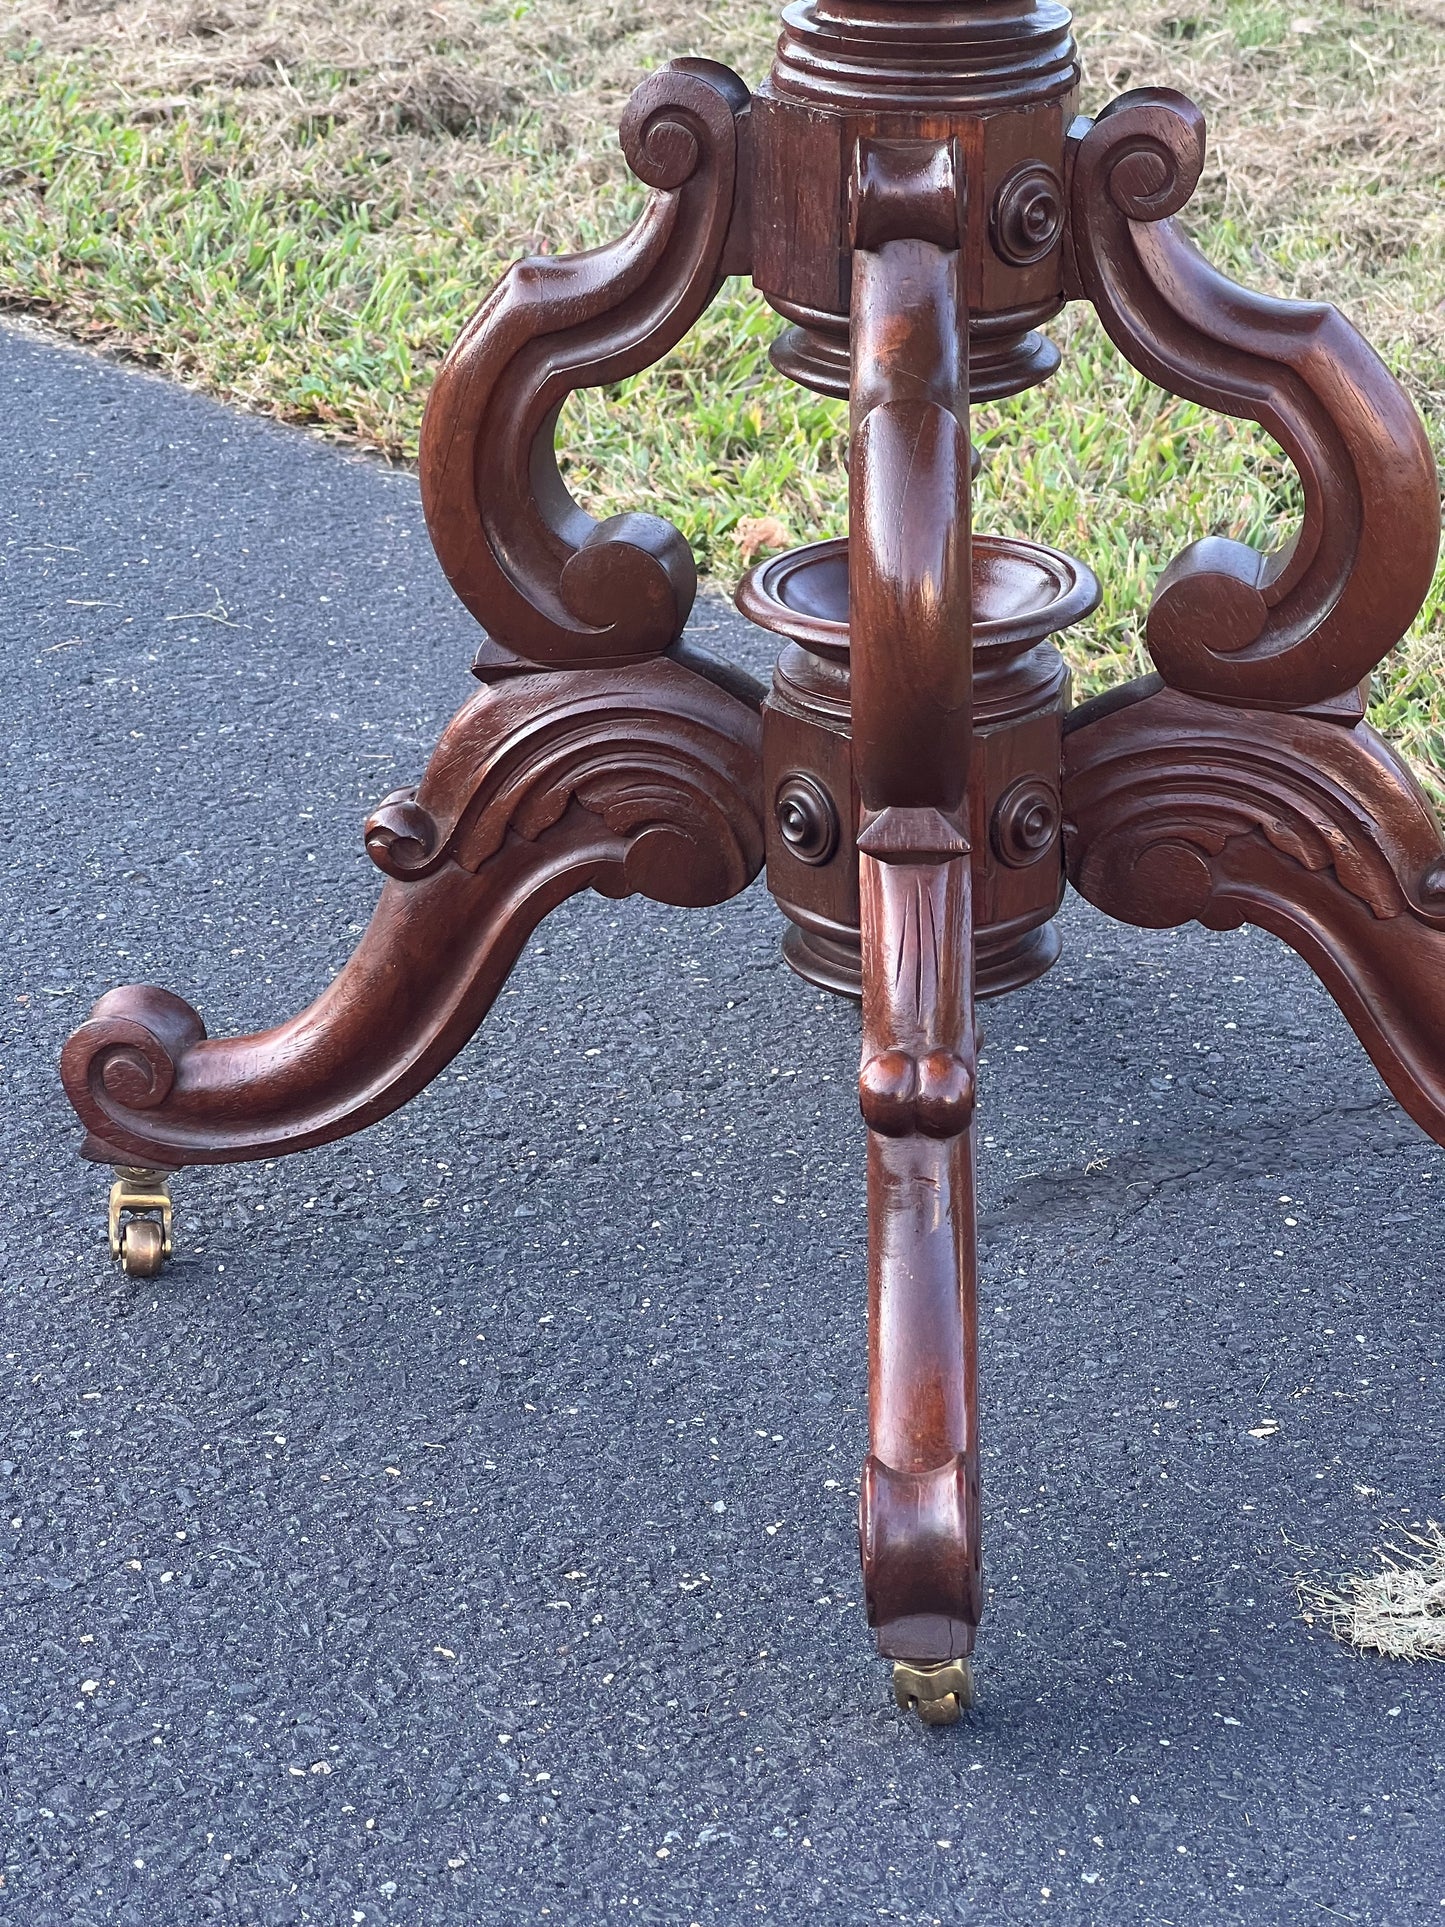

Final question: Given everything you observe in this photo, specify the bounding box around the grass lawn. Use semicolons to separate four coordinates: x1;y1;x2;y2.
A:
3;0;1443;779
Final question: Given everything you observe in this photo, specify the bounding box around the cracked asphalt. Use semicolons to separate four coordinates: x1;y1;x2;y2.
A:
3;316;1444;1927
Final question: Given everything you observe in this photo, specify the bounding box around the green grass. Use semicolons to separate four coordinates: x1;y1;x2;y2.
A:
1;6;1443;783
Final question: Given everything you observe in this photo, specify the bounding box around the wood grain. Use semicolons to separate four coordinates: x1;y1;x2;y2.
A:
62;659;763;1166
419;59;751;674
57;0;1445;1710
847;130;981;1663
1065;677;1445;1141
1068;90;1441;710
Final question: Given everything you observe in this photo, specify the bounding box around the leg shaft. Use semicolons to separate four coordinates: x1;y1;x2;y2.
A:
859;847;981;1664
845;136;981;1696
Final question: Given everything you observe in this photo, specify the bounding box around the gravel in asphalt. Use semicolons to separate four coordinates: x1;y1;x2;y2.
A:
3;318;1444;1926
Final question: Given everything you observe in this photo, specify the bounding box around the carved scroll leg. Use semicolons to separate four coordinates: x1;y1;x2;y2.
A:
1064;678;1445;1143
859;841;981;1705
1067;91;1439;710
60;656;764;1182
846;136;980;1716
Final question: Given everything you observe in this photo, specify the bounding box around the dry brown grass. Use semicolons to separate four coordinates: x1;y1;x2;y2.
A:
1301;1524;1445;1661
6;1;1443;327
5;0;1441;386
1081;4;1445;394
2;0;777;191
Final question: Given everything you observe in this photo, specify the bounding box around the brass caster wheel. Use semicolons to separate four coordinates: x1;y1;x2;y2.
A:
108;1167;174;1277
892;1658;974;1726
117;1216;167;1277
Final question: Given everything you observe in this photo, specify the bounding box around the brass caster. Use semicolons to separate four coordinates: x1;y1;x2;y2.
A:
892;1658;974;1726
108;1167;173;1277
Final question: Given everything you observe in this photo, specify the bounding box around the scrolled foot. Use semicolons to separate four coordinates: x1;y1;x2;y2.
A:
60;656;763;1167
892;1658;974;1726
107;1166;173;1277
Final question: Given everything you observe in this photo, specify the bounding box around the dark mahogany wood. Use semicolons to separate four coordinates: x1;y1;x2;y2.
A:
420;59;751;677
61;657;764;1165
752;0;1079;402
859;843;981;1660
738;532;1096;999
59;2;1444;1716
846;131;981;1664
1067;91;1440;710
1064;678;1445;1141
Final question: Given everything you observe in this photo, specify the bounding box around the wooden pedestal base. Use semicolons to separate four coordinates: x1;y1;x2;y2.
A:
738;531;1096;1005
60;17;1443;1719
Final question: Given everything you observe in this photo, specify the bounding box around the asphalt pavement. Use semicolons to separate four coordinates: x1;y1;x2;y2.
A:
3;316;1444;1927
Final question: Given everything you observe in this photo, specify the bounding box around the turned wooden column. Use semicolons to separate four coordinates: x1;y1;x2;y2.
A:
748;4;1086;1016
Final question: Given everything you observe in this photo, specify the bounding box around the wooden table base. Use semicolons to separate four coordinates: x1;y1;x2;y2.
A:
60;4;1444;1721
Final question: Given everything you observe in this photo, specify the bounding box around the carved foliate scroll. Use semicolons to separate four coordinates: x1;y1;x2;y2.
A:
61;660;763;1167
1068;90;1440;710
1064;678;1445;1141
420;60;751;675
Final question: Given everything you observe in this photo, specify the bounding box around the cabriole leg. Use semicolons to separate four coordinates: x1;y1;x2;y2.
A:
845;136;981;1718
59;57;759;1268
62;658;764;1175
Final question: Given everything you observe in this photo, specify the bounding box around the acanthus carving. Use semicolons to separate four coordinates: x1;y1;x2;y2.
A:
858;852;976;1141
60;659;763;1168
419;60;751;674
363;657;764;908
1067;90;1441;710
1063;678;1445;1141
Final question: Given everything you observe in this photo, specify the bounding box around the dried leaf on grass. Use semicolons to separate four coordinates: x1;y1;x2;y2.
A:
1299;1523;1445;1660
734;515;789;564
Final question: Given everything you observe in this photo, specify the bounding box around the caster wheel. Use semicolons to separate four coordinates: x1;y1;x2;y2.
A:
117;1217;167;1278
893;1657;974;1725
108;1167;174;1276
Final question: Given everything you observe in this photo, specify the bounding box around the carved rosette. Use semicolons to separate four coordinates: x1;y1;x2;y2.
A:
773;773;840;866
1068;90;1440;709
991;162;1065;267
419;60;751;674
991;775;1060;868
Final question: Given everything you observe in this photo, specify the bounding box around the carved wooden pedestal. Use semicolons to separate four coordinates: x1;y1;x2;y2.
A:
61;6;1443;1721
